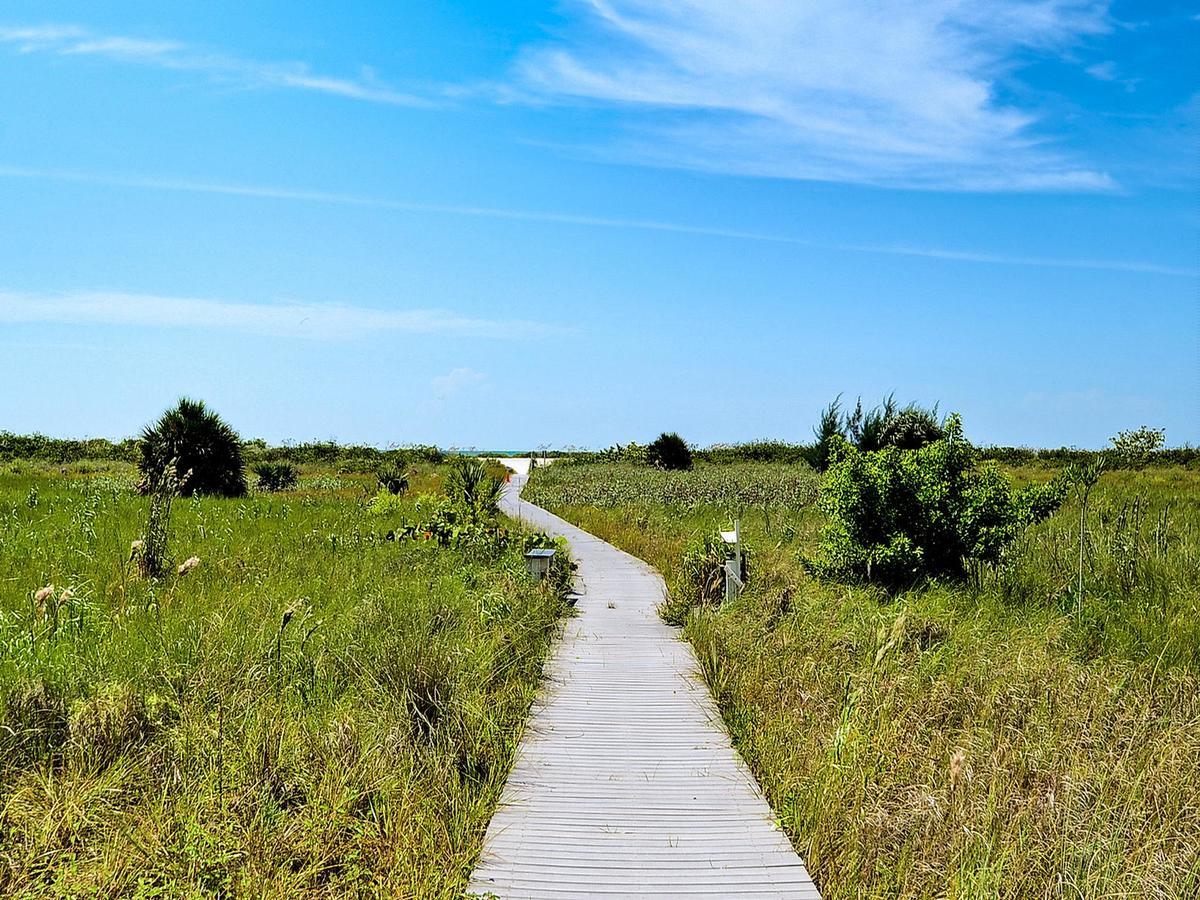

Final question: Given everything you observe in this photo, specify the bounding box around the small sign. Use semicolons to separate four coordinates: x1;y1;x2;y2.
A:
525;548;556;581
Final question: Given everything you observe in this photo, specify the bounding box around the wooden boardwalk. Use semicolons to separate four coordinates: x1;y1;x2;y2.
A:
468;473;820;899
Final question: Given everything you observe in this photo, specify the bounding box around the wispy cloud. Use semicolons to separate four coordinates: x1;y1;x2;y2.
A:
0;164;1192;277
1084;59;1139;92
431;367;488;397
513;0;1116;191
0;23;430;107
0;290;561;340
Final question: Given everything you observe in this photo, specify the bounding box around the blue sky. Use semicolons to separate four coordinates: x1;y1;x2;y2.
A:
0;1;1195;449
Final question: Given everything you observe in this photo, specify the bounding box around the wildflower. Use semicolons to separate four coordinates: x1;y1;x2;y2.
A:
177;556;200;576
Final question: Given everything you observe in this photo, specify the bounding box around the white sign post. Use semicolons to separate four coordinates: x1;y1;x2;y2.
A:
720;519;743;602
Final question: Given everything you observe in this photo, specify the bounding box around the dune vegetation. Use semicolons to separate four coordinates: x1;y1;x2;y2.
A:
0;452;567;897
525;448;1200;898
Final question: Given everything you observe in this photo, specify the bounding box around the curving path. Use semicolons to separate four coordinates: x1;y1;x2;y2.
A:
468;469;820;899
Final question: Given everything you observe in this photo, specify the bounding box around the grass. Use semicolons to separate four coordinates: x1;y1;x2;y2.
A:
527;459;1200;899
0;460;565;897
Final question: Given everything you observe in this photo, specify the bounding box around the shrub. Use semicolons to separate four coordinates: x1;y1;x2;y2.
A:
594;442;650;465
811;395;945;468
812;398;844;470
647;432;693;471
1110;426;1165;469
253;461;298;492
138;398;247;497
392;493;511;553
366;489;408;517
377;462;410;496
844;395;897;451
445;457;504;522
879;405;945;450
806;415;1066;589
405;444;446;465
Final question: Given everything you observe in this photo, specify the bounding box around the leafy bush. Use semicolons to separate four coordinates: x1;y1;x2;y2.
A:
575;442;650;465
0;432;139;464
366;489;408;517
812;399;845;470
806;415;1066;588
138;398;247;497
391;494;512;554
385;459;509;554
1110;426;1166;470
647;432;693;471
253;461;298;492
445;457;504;522
808;394;946;470
377;462;410;496
878;405;945;450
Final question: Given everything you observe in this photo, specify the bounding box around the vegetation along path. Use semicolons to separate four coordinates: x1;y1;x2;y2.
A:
469;469;819;898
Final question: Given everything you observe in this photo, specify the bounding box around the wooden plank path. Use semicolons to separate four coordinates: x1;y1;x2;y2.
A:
468;472;820;899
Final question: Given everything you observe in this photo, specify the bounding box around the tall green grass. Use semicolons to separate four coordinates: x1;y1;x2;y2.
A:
532;461;1200;898
0;463;564;896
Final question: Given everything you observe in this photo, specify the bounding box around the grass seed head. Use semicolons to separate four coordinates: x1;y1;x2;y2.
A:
949;747;967;789
177;556;200;576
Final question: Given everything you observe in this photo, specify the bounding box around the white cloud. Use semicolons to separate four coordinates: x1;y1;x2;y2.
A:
431;367;488;396
3;164;1192;276
0;290;561;340
514;0;1115;191
0;24;429;107
1085;60;1117;80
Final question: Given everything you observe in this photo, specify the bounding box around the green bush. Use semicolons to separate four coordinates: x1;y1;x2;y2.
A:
366;489;408;517
812;399;844;470
878;405;945;450
647;432;693;471
809;394;946;470
138;398;247;497
1109;426;1166;469
806;415;1066;588
253;461;298;492
445;457;503;522
377;462;410;496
